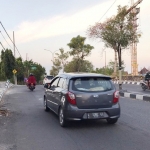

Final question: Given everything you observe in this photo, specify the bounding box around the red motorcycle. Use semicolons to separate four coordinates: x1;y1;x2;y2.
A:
28;83;35;91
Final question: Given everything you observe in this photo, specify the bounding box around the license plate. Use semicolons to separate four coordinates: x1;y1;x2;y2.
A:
88;112;105;119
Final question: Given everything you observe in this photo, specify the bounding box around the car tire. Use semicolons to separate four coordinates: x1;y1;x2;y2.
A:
44;97;49;112
106;118;118;124
59;107;67;127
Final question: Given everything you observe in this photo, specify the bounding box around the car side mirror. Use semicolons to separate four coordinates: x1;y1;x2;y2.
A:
44;84;48;88
47;83;51;89
44;83;51;89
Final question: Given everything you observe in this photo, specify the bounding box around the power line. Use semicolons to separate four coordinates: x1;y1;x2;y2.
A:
0;21;22;58
0;42;5;50
0;31;13;49
98;0;118;22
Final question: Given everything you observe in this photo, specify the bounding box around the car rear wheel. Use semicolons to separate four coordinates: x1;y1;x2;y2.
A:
44;97;49;112
59;107;67;127
106;118;118;124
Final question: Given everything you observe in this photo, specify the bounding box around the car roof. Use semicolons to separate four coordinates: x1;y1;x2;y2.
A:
57;72;111;79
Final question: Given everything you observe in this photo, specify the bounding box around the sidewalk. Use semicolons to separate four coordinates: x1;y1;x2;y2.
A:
0;81;13;102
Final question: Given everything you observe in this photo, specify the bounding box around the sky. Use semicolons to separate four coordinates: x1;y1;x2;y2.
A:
0;0;149;74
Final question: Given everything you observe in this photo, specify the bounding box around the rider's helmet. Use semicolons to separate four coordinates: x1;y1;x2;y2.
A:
30;73;33;76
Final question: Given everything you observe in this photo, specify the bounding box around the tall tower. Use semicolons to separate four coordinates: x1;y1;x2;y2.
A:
130;0;140;75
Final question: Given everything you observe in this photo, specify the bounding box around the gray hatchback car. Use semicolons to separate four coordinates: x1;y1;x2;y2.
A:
44;73;120;127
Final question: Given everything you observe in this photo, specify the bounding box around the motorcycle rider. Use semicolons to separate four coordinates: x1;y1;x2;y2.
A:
27;73;36;88
145;72;150;89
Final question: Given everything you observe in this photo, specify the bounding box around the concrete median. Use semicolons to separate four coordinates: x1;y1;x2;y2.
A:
120;90;150;102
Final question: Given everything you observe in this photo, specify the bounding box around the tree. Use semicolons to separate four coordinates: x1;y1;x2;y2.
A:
0;50;5;80
31;63;45;83
24;60;45;83
87;5;140;89
108;60;125;71
67;35;94;72
93;67;113;75
50;58;62;76
55;48;69;72
1;49;15;80
23;60;34;77
16;57;25;84
64;58;94;73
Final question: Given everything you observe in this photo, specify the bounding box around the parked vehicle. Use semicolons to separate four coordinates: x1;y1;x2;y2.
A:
44;73;120;127
43;75;54;85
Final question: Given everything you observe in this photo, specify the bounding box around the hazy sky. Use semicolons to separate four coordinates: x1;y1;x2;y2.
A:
0;0;149;74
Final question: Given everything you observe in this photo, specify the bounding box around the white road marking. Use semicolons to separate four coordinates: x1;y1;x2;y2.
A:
39;98;43;101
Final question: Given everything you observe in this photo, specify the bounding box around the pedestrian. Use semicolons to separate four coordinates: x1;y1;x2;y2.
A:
24;77;28;85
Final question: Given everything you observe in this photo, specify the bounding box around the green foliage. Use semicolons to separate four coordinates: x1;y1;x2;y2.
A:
87;5;140;69
0;49;45;83
24;60;45;83
93;60;126;76
67;35;94;72
0;61;6;80
23;60;34;77
1;49;15;80
31;63;45;83
108;60;125;70
93;67;113;76
50;58;62;76
55;48;69;72
64;58;94;73
16;57;25;83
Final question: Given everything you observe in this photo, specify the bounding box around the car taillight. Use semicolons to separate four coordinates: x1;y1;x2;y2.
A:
113;91;119;103
67;91;76;105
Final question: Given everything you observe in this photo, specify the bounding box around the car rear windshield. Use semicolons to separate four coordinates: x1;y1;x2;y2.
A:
47;76;53;79
71;77;113;92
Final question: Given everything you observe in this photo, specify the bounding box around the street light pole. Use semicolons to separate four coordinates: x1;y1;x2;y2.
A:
44;49;59;75
44;49;59;64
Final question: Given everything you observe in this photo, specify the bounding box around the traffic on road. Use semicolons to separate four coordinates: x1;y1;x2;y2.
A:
0;81;150;150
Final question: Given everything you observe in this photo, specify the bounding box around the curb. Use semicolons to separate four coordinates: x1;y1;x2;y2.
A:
120;91;150;102
113;81;141;85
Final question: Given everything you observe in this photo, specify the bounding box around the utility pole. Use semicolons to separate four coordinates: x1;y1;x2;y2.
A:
13;31;15;57
0;42;5;51
114;50;117;76
13;31;17;85
105;51;106;74
105;51;106;69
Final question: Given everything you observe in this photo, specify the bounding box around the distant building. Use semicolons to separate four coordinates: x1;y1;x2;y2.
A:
139;67;148;75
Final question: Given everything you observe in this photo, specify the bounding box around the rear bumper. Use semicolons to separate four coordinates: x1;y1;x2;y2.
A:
63;103;120;121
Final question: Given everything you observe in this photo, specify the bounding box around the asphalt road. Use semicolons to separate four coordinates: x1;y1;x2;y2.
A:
115;83;150;95
0;85;150;150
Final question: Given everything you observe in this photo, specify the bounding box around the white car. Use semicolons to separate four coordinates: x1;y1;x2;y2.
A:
43;75;54;85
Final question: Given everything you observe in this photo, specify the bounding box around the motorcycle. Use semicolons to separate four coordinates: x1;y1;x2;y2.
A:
140;80;149;91
28;83;35;91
